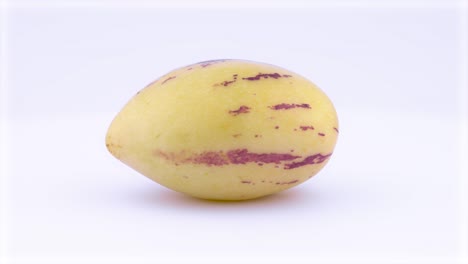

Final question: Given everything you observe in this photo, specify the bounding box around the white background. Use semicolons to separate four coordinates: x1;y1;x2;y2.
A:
1;1;467;263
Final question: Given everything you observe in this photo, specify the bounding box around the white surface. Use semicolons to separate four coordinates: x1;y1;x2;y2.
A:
2;3;467;264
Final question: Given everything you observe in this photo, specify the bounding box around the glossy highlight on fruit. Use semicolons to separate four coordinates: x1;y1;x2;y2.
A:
106;59;339;200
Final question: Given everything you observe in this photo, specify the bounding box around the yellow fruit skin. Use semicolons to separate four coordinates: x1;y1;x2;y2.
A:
106;59;339;200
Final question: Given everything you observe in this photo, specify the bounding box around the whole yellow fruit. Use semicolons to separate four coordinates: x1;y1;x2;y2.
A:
106;59;339;200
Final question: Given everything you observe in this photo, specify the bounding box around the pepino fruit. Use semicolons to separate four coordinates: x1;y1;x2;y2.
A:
106;59;339;200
